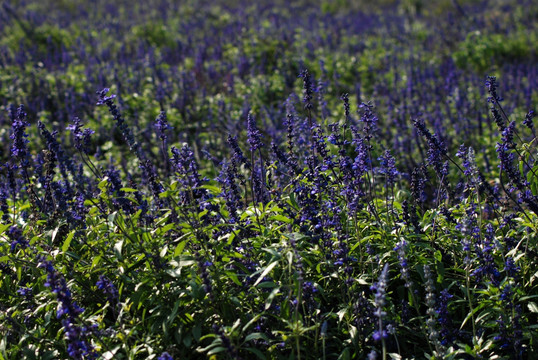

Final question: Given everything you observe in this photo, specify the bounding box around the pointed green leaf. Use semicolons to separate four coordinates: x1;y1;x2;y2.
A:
62;231;75;253
254;260;279;287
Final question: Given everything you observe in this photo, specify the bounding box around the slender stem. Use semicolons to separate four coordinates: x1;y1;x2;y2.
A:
465;263;477;339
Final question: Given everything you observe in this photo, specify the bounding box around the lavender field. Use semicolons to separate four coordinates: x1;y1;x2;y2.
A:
0;0;537;359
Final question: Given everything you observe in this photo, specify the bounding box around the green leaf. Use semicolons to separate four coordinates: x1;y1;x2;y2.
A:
207;347;226;355
98;178;109;192
226;271;242;286
231;318;241;332
62;231;75;253
528;302;538;313
337;347;350;360
269;214;292;223
51;226;60;243
244;332;269;343
160;245;168;258
283;232;308;242
119;187;139;193
461;302;487;330
153;223;175;236
200;184;222;194
114;240;124;260
102;347;121;359
253;260;279;287
242;314;262;332
174;240;186;256
193;322;202;341
91;255;102;269
167;256;196;277
0;223;10;236
108;212;117;227
264;287;280;310
244;347;267;360
257;281;277;288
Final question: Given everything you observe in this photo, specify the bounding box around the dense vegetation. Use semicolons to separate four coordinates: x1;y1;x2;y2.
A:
1;0;537;359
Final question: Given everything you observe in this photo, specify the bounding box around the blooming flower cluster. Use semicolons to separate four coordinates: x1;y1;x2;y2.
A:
39;260;97;359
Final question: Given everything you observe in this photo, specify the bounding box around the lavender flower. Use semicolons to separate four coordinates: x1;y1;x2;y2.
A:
302;281;319;311
71;192;88;225
154;110;171;141
227;135;249;167
300;69;313;111
246;113;263;152
17;286;33;301
423;265;440;348
67;117;95;154
504;257;520;279
410;165;428;204
41;149;58;213
358;102;378;141
271;142;298;175
158;352;174;360
40;260;83;318
38;121;77;197
39;260;97;359
351;126;370;167
491;106;506;131
394;240;412;288
8;225;28;252
470;226;501;286
436;289;456;347
341;93;351;127
10;104;30;163
523;110;534;132
170;144;207;204
0;186;9;221
63;320;98;360
496;121;538;214
312;125;333;170
96;88;141;156
195;252;213;301
485;76;502;104
96;275;119;304
95;88;117;106
371;263;389;342
251;163;269;204
456;145;477;178
378;150;398;188
413;119;448;178
217;161;243;223
486;76;508;132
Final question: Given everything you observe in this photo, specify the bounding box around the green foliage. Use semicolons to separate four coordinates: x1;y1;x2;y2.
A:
0;0;537;359
453;29;536;72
